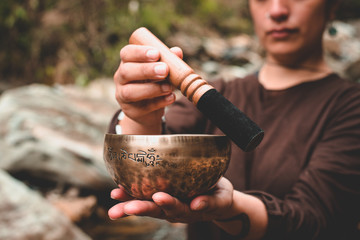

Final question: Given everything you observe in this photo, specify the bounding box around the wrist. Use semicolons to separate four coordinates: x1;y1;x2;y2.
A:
213;191;268;239
214;213;250;238
116;111;165;135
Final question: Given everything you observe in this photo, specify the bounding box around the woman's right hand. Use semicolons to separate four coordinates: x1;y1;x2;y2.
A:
113;45;182;134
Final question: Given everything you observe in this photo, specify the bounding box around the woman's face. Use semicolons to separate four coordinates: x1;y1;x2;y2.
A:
249;0;331;61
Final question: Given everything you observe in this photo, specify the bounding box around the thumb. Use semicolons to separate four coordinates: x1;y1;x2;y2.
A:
170;46;183;59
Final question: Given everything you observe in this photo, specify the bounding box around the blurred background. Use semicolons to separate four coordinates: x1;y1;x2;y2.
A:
0;0;359;239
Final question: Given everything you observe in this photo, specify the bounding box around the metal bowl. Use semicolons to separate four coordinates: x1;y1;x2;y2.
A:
103;134;231;200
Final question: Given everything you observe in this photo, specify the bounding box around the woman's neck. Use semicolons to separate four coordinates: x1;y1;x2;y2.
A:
259;55;333;90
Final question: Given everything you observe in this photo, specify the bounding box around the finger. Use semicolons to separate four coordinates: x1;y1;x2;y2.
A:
152;192;191;220
108;203;128;220
120;45;160;63
122;200;164;218
110;187;134;201
152;192;175;207
120;93;176;118
170;46;183;59
117;81;173;103
190;178;233;212
115;62;169;84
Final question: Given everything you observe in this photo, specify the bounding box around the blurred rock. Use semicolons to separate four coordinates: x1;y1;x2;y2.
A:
47;187;97;222
201;61;221;76
225;34;262;67
0;169;91;240
80;214;187;240
0;81;118;191
345;58;360;82
228;34;253;50
203;37;229;59
323;21;360;78
167;32;203;56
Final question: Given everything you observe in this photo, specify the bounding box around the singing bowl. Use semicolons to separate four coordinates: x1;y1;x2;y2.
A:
103;134;231;200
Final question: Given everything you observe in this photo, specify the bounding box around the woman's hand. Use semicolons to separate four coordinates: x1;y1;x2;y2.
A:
108;177;235;223
113;45;182;134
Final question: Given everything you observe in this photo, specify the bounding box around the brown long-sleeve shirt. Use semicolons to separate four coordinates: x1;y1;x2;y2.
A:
108;73;360;239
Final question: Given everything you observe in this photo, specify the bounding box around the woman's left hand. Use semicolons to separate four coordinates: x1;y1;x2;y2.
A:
108;177;234;223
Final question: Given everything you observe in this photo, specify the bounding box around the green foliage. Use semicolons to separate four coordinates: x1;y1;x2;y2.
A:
0;0;359;86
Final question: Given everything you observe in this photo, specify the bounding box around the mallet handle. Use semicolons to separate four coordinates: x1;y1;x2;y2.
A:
129;27;264;151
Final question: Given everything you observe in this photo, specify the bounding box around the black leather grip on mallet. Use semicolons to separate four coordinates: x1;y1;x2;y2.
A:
197;89;264;152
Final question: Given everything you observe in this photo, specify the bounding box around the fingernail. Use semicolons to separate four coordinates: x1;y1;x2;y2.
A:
165;93;175;102
110;193;115;199
146;49;159;60
108;208;117;220
154;63;167;76
194;201;207;211
153;195;164;206
161;83;171;92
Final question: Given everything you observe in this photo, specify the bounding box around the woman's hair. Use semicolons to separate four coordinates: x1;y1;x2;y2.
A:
326;0;341;19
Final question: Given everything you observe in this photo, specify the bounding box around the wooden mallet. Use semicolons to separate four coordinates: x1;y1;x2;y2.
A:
130;27;264;152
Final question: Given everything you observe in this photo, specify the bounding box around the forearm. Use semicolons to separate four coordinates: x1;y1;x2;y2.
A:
108;107;165;135
214;191;268;239
119;115;162;135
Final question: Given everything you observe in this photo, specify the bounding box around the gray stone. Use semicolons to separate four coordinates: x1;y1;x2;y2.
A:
203;37;229;59
167;32;203;56
0;82;118;191
345;58;360;82
324;21;360;76
0;169;91;240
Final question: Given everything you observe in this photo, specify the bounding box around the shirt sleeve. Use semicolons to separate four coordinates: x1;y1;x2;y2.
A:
107;109;121;134
106;97;208;135
165;79;226;134
164;95;206;134
247;86;360;239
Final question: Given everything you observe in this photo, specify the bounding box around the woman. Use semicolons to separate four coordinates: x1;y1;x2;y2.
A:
108;0;360;239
